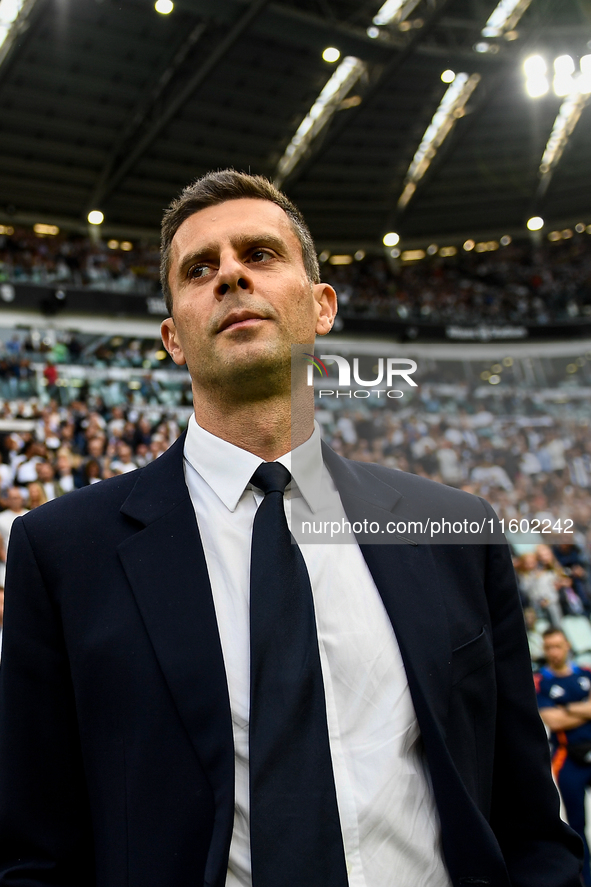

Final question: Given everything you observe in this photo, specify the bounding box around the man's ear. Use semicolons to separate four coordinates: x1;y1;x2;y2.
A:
160;318;187;366
314;283;338;336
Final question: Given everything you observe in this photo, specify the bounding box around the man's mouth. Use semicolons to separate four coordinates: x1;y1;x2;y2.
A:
217;310;268;333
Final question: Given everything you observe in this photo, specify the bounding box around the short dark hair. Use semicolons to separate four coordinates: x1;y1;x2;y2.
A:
160;169;320;315
542;628;567;640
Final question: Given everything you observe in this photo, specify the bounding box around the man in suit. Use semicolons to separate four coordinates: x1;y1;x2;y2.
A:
0;170;582;886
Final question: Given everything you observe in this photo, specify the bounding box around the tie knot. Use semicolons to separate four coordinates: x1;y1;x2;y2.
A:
251;462;291;496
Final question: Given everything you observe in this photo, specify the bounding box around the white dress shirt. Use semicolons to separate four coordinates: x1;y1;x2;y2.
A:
183;415;451;887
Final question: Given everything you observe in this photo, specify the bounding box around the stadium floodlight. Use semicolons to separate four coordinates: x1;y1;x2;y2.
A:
527;217;544;231
481;0;533;38
87;210;104;225
526;76;549;98
275;0;425;185
524;55;546;78
553;55;575;97
372;0;422;27
322;47;341;63
523;56;548;98
398;73;481;209
383;232;400;247
0;0;26;51
274;55;366;186
524;54;591;99
154;0;174;13
580;55;591;94
539;91;588;180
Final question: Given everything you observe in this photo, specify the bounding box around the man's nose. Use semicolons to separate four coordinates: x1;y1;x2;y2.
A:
215;254;254;300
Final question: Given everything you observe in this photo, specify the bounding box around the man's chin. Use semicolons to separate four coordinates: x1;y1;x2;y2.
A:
196;344;292;397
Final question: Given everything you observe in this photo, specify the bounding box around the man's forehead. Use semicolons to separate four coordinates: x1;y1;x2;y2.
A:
171;198;296;256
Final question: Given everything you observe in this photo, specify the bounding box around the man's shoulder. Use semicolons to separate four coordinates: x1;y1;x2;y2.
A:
18;436;185;538
19;469;141;531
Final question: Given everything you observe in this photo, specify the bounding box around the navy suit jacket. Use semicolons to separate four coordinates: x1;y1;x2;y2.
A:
0;433;582;886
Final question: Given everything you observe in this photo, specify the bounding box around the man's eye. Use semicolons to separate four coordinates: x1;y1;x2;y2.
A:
250;250;272;263
188;265;211;279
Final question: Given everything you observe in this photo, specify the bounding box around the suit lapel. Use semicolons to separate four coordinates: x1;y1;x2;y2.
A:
322;443;452;733
117;434;233;887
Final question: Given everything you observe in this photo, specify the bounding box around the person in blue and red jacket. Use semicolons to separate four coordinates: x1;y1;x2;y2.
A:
537;628;591;885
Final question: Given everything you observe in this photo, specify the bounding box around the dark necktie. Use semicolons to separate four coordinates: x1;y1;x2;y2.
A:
248;461;349;886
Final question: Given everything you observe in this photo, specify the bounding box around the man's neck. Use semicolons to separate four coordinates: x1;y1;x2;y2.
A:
193;386;314;462
549;663;572;677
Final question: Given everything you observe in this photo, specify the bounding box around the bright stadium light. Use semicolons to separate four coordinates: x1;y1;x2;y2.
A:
373;0;404;24
526;76;549;98
441;70;455;83
554;55;575;97
383;232;400;247
371;0;423;28
525;54;591;99
481;0;533;38
155;0;174;13
322;47;340;63
523;56;549;98
87;210;104;225
398;73;481;208
555;54;575;75
580;55;591;94
524;55;546;78
527;216;544;231
275;55;366;186
539;92;588;179
0;0;26;51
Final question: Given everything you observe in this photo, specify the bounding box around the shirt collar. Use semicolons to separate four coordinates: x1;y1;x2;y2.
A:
183;414;324;513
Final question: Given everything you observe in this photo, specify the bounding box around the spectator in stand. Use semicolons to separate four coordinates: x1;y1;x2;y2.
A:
26;481;47;510
35;460;64;502
555;572;587;617
146;436;167;462
14;441;46;486
516;550;563;627
109;442;137;474
55;452;76;493
80;459;102;486
0;451;13;497
524;607;545;667
554;543;591;613
0;487;28;555
43;361;59;401
74;436;107;488
536;629;591;886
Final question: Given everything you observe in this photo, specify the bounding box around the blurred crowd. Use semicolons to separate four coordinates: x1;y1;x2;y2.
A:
2;224;591;326
0;399;181;558
325;233;591;326
0;331;193;407
0;389;588;659
0;227;160;293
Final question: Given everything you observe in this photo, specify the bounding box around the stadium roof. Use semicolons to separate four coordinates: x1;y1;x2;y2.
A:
0;0;590;251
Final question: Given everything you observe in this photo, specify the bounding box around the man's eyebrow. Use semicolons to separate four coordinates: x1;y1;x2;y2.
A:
231;233;288;253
